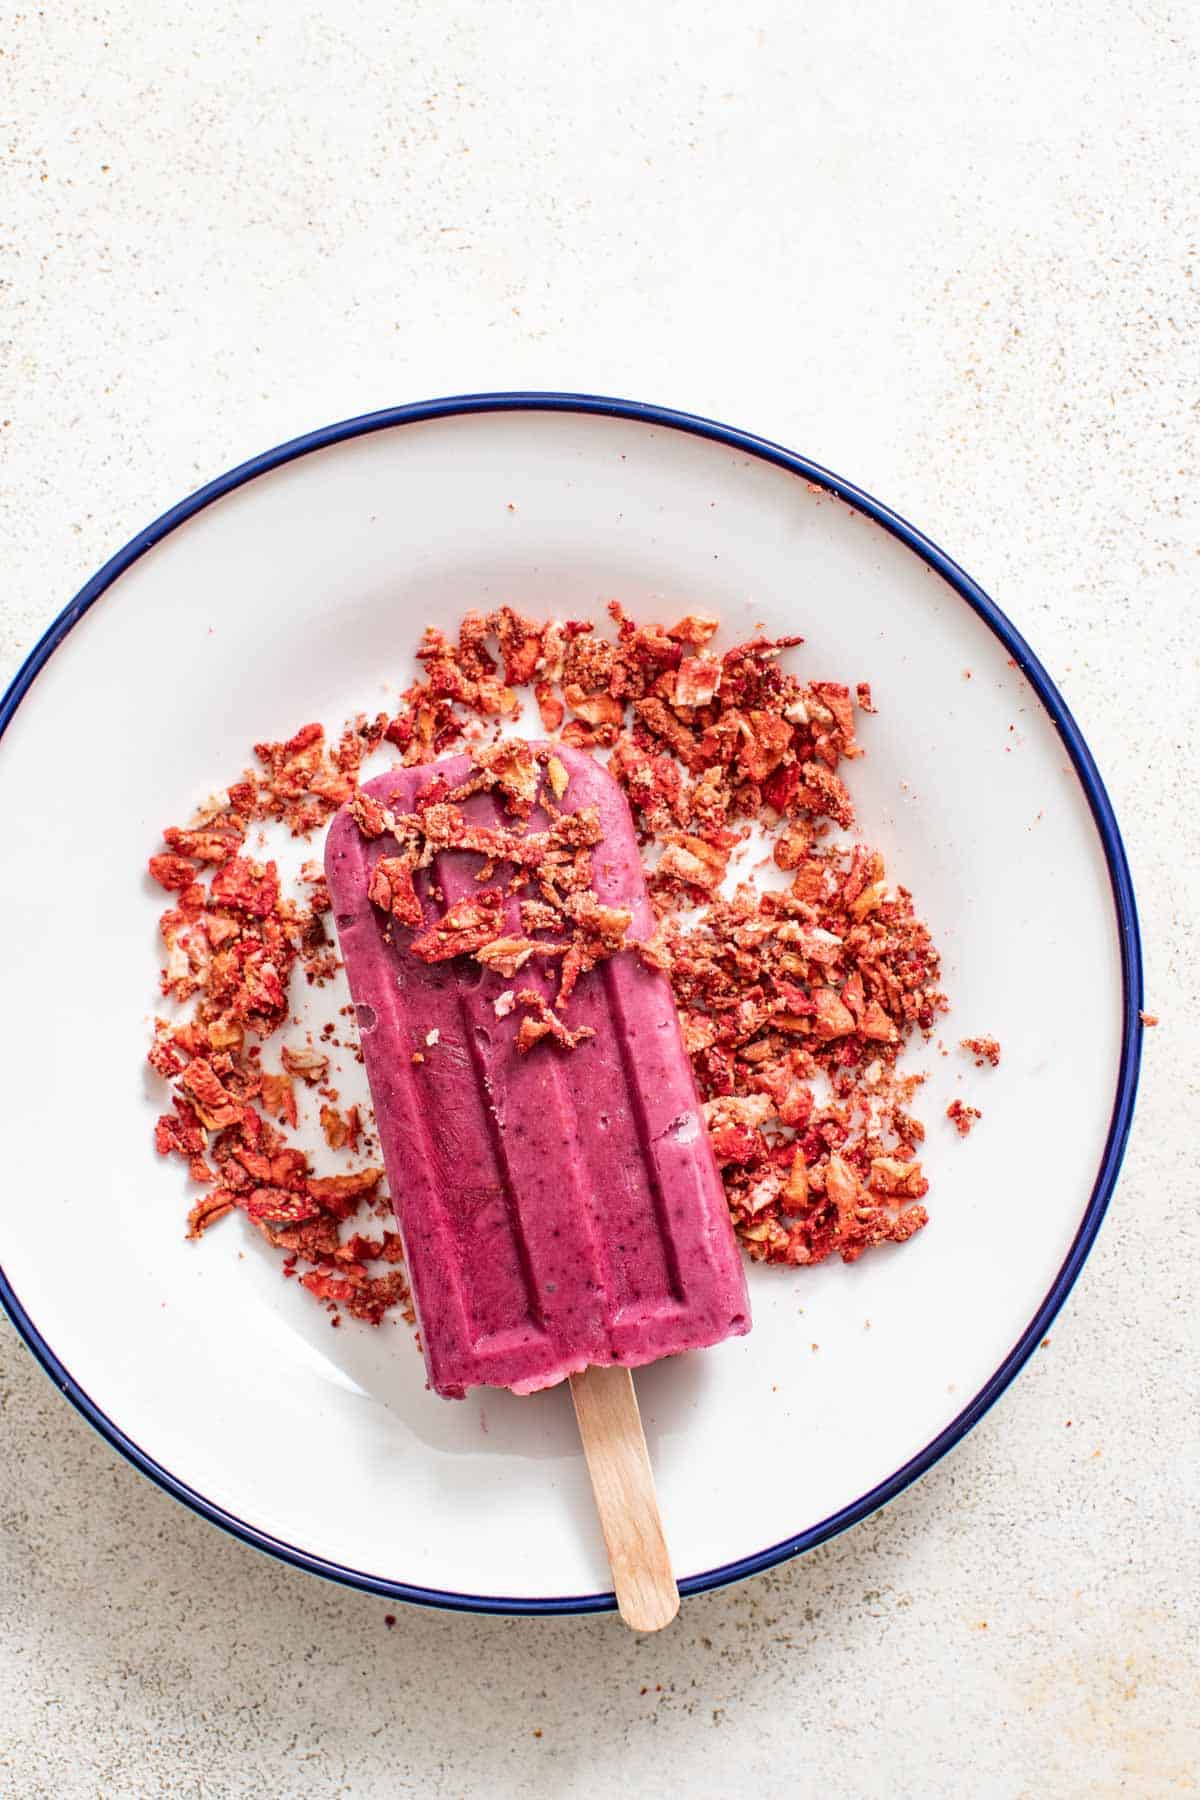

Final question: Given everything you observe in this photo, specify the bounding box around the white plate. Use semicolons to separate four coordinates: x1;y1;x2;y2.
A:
0;395;1142;1612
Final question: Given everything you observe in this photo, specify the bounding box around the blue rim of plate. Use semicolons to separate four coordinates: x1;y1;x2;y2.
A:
0;391;1143;1616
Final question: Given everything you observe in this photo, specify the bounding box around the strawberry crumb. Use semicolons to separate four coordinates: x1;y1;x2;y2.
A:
960;1035;1001;1068
947;1099;982;1137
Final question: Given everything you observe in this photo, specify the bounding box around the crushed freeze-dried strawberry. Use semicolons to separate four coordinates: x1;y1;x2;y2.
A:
448;738;541;818
367;856;423;928
154;1098;206;1161
474;935;564;979
164;821;246;863
305;1168;384;1216
947;1099;982;1136
960;1036;1001;1068
210;857;280;918
186;1192;237;1239
281;1043;329;1085
148;598;962;1322
514;991;596;1053
320;1103;361;1152
348;789;390;838
411;889;505;961
336;1231;405;1265
667;613;719;647
674;654;722;708
259;1070;298;1128
489;605;543;687
148;852;203;892
240;1187;322;1227
177;1058;244;1130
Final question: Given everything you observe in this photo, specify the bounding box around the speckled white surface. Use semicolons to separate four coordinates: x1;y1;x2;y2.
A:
1;3;1196;1795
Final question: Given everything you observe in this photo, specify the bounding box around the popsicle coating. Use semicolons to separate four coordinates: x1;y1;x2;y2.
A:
324;743;751;1398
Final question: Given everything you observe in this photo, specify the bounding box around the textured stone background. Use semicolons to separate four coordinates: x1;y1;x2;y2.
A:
1;3;1196;1795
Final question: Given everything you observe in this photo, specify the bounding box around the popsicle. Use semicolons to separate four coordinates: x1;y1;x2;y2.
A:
324;740;751;1624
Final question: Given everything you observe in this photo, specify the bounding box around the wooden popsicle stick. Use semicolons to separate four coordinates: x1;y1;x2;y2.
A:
569;1364;680;1632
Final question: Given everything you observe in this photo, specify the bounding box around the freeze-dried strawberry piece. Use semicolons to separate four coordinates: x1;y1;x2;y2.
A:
280;1044;329;1085
163;821;246;862
241;1187;323;1226
674;654;722;708
334;713;389;774
147;1020;192;1078
781;1151;809;1211
473;936;562;979
148;853;200;892
335;1231;406;1265
707;1123;768;1167
266;1217;341;1260
513;990;595;1053
794;763;855;828
555;891;632;1007
210;857;280;918
348;790;390;838
520;898;563;934
869;1156;929;1199
811;989;856;1040
534;681;565;731
344;1270;412;1325
482;738;542;816
259;1071;298;1128
667;613;719;646
177;1058;243;1130
761;762;802;817
154;1098;206;1161
186;1191;237;1239
562;631;614;694
860;999;897;1042
306;1168;385;1218
654;835;728;892
320;1104;362;1152
410;889;505;962
563;684;624;728
489;606;544;686
810;681;862;759
633;696;702;768
367;856;422;928
737;711;793;783
545;807;603;851
299;1269;358;1306
447;738;542;819
610;614;683;698
947;1099;982;1136
560;718;621;751
418;803;547;869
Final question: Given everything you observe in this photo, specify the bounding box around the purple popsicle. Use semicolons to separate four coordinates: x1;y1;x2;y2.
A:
324;741;750;1399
